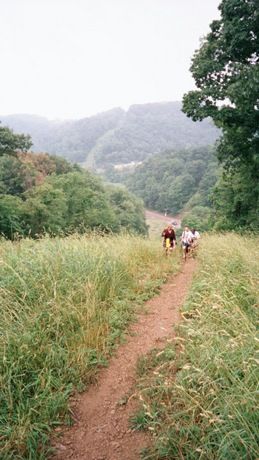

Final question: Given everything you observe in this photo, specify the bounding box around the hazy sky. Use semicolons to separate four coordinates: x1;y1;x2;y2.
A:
0;0;220;119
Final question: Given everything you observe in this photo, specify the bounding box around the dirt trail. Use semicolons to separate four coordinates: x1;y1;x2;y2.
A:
53;259;196;460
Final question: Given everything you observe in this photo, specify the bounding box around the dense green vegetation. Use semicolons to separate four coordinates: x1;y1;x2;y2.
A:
0;124;147;239
183;0;259;230
1;102;219;168
212;162;259;230
0;234;179;459
134;234;259;459
125;146;219;230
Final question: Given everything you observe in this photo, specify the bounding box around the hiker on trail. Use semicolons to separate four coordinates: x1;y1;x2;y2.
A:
161;224;176;249
191;228;201;248
180;226;193;252
191;228;200;240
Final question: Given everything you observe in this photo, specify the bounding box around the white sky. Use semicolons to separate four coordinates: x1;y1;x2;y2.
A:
0;0;220;119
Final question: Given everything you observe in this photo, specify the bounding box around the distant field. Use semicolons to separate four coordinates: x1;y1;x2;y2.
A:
145;210;181;239
0;233;180;460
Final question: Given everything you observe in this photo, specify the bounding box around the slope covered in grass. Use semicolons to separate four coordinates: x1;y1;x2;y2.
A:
134;234;259;459
0;234;179;459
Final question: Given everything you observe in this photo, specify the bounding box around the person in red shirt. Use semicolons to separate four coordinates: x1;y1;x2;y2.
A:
161;224;176;253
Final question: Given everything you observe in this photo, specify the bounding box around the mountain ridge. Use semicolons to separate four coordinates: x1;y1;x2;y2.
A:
1;101;220;170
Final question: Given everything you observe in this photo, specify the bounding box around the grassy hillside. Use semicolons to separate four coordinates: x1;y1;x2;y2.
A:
134;234;259;459
0;234;179;459
1;102;219;168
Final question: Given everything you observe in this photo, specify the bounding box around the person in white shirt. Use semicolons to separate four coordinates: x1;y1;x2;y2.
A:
181;226;193;244
191;228;201;249
191;228;200;240
181;226;193;257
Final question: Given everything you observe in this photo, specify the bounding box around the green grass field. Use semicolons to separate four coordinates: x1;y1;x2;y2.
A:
133;233;259;459
0;233;179;459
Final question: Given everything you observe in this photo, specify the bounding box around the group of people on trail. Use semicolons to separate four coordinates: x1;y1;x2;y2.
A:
161;224;200;255
181;225;200;252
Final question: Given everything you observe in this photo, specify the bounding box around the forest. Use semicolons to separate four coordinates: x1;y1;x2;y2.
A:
119;146;219;231
0;124;147;239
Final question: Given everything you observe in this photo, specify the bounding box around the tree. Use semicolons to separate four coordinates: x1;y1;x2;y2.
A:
212;162;259;229
23;183;67;236
0;123;32;156
183;0;259;164
181;206;213;232
0;154;37;195
182;0;259;228
107;185;148;235
48;172;117;232
0;195;24;239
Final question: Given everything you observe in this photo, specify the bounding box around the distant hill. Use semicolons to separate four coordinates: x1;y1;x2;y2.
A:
1;102;219;170
0;109;124;165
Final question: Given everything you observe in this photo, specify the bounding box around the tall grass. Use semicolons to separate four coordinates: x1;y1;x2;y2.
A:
134;233;259;459
0;233;179;459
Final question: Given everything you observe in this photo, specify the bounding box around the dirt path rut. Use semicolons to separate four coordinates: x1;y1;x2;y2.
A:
53;259;196;460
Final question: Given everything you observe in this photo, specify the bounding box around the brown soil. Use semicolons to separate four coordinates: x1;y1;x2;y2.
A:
52;259;196;460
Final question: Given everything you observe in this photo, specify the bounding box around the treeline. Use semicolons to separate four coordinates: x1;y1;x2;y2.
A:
0;124;147;239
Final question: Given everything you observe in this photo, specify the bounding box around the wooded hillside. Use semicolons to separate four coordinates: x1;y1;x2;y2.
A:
1;102;219;169
0;124;147;239
118;146;219;230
